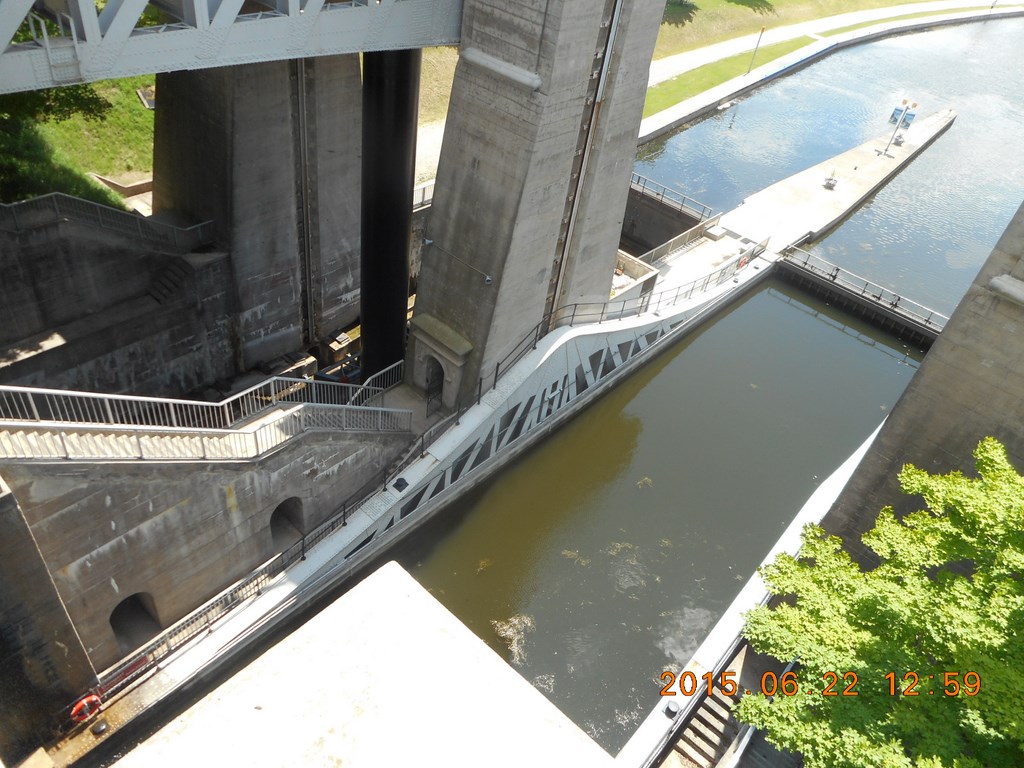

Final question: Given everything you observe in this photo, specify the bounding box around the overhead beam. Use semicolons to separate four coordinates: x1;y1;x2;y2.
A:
0;0;35;52
0;0;460;94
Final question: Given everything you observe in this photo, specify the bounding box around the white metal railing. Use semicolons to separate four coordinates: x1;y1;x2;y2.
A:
488;239;768;388
413;180;435;209
0;403;412;462
349;360;404;406
783;247;949;332
637;213;723;265
0;376;376;431
630;172;713;222
0;193;215;252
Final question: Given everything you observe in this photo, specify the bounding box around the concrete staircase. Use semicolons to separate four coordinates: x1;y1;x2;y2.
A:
0;374;413;462
147;259;192;303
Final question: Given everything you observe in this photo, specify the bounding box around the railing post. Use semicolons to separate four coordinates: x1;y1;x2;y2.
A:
477;377;482;405
493;363;499;390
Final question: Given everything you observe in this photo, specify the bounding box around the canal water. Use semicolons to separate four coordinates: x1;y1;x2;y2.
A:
398;18;1024;753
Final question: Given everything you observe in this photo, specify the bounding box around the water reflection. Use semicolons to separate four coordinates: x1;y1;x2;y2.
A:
637;19;1024;314
399;279;923;751
405;17;1022;754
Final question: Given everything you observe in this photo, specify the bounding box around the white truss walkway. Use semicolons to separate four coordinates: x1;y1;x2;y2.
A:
0;0;460;94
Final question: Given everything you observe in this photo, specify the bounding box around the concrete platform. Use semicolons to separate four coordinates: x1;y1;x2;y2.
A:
719;108;957;250
113;562;614;768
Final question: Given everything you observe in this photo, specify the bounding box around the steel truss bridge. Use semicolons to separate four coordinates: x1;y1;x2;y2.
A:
0;0;461;94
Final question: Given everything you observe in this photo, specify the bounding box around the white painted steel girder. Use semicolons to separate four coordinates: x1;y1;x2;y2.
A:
0;0;461;94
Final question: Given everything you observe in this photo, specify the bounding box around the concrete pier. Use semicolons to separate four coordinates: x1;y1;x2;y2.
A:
718;108;958;250
112;562;614;768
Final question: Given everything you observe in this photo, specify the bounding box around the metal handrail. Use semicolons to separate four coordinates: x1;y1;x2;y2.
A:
413;181;435;209
349;360;404;406
0;401;412;462
630;172;713;221
0;376;378;431
490;240;767;390
0;193;215;253
77;243;758;723
91;399;417;707
637;214;723;265
783;247;948;331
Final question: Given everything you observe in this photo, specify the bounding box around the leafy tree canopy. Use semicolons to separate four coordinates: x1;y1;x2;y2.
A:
735;437;1024;768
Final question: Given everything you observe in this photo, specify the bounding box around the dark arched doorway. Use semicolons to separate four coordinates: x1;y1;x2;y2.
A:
110;592;161;655
270;497;304;550
425;355;444;414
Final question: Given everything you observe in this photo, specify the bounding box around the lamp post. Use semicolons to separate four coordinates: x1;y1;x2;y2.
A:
880;98;916;157
746;26;766;75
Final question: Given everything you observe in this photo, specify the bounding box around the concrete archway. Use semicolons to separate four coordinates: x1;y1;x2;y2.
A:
110;592;161;656
425;355;444;413
270;497;304;550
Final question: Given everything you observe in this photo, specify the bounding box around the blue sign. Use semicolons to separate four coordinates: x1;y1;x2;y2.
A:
889;106;916;128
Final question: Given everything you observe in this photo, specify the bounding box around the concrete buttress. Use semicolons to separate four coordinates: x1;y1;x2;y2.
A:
152;55;363;369
409;0;667;408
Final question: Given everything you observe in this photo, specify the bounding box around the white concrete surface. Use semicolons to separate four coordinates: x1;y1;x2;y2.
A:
113;562;614;768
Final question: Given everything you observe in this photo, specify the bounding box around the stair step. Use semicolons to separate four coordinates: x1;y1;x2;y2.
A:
662;748;702;768
693;708;731;737
703;692;733;721
687;716;727;754
675;740;714;768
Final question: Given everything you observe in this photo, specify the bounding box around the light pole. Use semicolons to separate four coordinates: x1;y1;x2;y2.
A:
746;26;766;75
879;98;916;157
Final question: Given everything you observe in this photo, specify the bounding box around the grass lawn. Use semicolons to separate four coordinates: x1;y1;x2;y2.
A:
6;0;969;201
643;36;814;117
36;75;155;182
653;0;939;59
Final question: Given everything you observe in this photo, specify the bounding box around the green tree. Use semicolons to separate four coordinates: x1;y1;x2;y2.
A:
735;437;1024;768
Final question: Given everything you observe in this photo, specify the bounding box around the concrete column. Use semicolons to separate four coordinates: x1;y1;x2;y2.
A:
153;55;363;371
822;201;1024;564
410;0;666;407
0;478;95;767
360;49;421;378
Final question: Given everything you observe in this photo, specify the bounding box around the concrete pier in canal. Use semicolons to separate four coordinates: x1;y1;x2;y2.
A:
719;108;957;251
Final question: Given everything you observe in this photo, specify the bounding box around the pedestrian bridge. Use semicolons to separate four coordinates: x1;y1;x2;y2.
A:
0;0;461;94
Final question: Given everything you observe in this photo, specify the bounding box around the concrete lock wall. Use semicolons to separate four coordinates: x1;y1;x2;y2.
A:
153;55;363;369
0;224;155;349
620;187;702;254
0;478;94;767
0;428;410;671
822;201;1024;563
0;225;237;395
